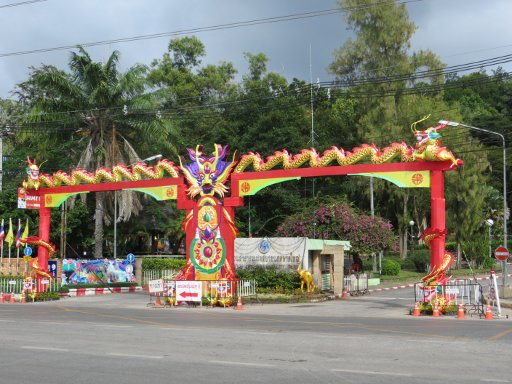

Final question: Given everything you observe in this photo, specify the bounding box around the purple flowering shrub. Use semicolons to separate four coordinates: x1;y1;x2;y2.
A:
276;201;396;255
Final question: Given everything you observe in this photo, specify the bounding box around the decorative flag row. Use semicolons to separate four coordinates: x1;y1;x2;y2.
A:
0;219;29;248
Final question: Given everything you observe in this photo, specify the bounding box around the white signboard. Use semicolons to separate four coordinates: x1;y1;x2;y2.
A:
148;279;164;293
176;281;202;302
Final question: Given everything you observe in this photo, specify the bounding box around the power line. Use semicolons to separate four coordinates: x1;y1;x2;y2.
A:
0;0;423;58
0;0;46;9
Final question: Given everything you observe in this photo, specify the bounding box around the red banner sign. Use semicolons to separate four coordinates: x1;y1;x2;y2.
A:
17;188;40;209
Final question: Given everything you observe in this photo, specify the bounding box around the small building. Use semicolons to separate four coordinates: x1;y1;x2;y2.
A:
234;237;351;294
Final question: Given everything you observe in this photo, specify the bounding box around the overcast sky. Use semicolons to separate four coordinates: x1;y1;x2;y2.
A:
1;0;512;99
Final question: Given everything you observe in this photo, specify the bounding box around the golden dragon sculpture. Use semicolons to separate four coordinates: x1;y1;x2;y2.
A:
234;120;459;173
23;157;180;190
419;228;454;287
20;236;55;281
23;119;459;189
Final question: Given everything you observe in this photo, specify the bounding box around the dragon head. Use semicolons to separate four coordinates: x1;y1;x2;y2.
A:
26;157;40;181
180;144;237;198
23;157;42;190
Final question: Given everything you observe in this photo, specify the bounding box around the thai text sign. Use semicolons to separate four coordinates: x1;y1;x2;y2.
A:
148;279;164;293
176;281;202;301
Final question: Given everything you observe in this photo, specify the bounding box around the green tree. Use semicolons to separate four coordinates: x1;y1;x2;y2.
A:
147;36;238;152
328;0;489;260
16;47;175;258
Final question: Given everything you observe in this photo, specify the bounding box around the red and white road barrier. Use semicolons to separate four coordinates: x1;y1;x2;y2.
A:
65;286;142;297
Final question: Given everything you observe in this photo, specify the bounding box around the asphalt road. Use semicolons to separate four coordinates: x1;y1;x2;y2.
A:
1;290;511;384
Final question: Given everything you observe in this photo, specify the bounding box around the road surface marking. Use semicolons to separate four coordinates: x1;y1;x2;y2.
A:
488;327;512;341
21;346;69;352
108;353;163;359
332;368;412;377
210;360;276;368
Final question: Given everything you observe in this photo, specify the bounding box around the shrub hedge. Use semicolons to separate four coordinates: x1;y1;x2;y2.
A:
381;259;401;276
236;265;300;293
142;258;186;270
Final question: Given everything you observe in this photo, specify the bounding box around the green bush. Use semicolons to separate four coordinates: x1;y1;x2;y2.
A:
32;292;60;301
362;258;373;272
400;257;416;271
405;251;430;272
237;265;300;293
482;257;495;269
445;241;457;253
381;259;401;276
142;258;186;270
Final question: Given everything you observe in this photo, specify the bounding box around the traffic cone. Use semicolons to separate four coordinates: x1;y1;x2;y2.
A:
9;294;15;304
342;288;348;299
235;296;244;310
413;302;421;317
20;292;26;304
485;304;494;320
154;294;162;308
432;301;440;317
0;292;4;304
456;303;465;319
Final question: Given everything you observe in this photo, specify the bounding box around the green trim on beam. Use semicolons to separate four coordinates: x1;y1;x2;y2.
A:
44;192;84;207
127;185;178;200
239;177;300;196
349;170;430;188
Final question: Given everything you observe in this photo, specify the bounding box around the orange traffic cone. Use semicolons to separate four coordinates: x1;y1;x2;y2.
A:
0;292;4;304
154;294;162;308
342;288;348;300
456;303;465;319
235;296;244;310
432;301;440;317
413;302;421;317
9;294;15;304
20;292;26;304
485;304;494;320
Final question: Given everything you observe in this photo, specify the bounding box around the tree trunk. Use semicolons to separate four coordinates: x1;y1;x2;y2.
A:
400;231;408;259
94;192;105;258
456;241;462;268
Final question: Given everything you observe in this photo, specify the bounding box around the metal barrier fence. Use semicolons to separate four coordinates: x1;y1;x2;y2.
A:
142;269;181;286
343;273;369;296
148;279;257;307
414;279;484;316
0;277;61;294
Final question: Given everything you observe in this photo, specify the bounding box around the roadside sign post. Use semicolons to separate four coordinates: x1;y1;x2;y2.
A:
494;246;509;299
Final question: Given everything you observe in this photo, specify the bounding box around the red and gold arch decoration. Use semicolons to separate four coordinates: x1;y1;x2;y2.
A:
21;121;461;287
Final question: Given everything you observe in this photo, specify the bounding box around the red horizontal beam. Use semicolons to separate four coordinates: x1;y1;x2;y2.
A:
37;177;186;196
230;160;460;196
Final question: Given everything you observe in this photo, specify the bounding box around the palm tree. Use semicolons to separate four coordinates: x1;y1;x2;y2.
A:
16;47;176;258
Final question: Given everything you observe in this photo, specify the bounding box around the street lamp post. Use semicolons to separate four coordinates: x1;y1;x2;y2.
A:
439;120;507;245
486;219;494;259
440;120;508;294
113;154;162;259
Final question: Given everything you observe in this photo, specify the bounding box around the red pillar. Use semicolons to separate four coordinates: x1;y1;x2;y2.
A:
430;170;446;270
37;204;51;291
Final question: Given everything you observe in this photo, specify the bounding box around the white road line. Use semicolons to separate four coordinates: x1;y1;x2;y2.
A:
209;360;276;368
332;369;412;377
21;346;69;352
406;339;449;343
37;321;69;325
107;353;163;359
